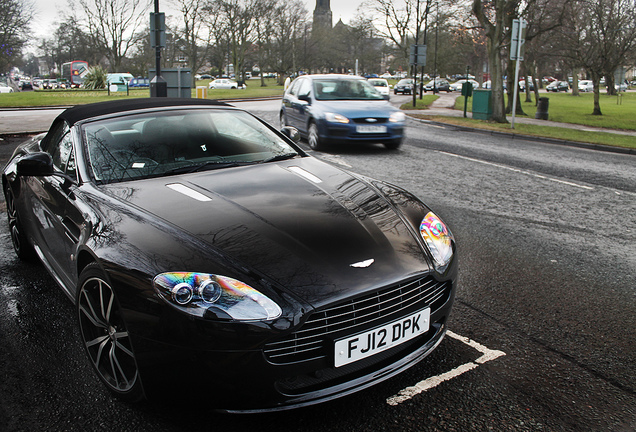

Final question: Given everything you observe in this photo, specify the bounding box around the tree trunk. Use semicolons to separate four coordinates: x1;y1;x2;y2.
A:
591;73;602;115
571;69;579;96
488;38;506;123
605;74;616;95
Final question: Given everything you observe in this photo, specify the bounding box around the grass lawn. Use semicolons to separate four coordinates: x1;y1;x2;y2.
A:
399;95;439;110
454;91;636;131
409;114;636;149
0;78;284;107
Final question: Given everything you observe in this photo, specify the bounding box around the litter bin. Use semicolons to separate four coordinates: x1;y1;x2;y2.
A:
472;89;492;120
535;97;549;120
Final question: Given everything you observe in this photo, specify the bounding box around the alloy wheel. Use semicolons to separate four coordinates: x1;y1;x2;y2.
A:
78;269;141;398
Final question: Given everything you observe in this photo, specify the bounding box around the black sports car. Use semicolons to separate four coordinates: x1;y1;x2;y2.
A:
2;98;457;412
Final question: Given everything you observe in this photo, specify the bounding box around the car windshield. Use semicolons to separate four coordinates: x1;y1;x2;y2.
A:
83;108;299;184
368;79;387;87
313;79;384;101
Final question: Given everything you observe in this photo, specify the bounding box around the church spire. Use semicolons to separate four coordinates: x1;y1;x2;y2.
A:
313;0;333;29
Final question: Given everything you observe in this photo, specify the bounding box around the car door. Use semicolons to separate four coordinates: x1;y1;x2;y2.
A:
292;78;313;133
27;124;86;291
282;78;302;130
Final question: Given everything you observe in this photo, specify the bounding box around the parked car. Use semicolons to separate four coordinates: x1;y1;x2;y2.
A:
41;79;58;89
423;79;451;92
482;80;491;89
367;78;391;99
0;82;14;93
281;74;406;150
394;78;416;95
449;79;479;92
129;77;149;87
614;82;628;92
208;78;245;89
546;80;569;92
518;79;535;91
19;79;33;90
380;72;393;79
3;97;456;412
578;80;594;92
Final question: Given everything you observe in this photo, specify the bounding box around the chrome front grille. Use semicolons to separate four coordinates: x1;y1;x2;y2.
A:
264;276;450;365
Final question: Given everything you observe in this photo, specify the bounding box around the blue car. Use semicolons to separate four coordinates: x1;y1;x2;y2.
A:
280;74;406;150
129;77;149;87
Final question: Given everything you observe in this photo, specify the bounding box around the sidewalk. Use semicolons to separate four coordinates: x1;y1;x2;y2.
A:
414;92;636;138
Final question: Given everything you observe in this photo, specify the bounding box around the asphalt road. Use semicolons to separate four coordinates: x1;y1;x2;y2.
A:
0;99;634;431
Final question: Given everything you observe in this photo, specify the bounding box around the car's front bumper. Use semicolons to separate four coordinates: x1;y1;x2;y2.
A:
316;118;405;146
125;272;456;412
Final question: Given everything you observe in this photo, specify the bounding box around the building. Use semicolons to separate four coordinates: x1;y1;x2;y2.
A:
313;0;333;30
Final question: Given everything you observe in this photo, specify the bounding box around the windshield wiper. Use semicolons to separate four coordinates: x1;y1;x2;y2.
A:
261;153;298;163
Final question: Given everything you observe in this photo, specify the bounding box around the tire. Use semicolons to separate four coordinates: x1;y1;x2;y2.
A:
307;122;324;151
77;263;144;402
4;184;35;260
384;138;403;150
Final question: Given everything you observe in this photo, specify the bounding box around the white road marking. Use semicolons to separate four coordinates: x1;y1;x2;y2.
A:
438;151;594;190
386;330;506;406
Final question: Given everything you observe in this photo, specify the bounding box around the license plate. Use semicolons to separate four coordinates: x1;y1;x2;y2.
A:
356;125;387;133
334;308;430;367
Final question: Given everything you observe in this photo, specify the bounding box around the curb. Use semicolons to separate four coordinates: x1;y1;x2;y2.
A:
408;115;636;156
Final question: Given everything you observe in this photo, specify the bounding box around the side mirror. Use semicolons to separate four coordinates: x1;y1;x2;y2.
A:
16;152;55;177
16;152;76;187
280;126;301;143
298;93;311;103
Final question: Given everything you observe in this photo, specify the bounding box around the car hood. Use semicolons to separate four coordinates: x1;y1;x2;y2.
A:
314;100;398;118
99;158;431;308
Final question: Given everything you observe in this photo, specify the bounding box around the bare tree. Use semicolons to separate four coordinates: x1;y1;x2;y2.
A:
558;0;636;115
219;0;261;81
0;0;33;71
251;0;278;86
268;0;307;80
79;0;150;71
171;0;216;86
369;0;432;73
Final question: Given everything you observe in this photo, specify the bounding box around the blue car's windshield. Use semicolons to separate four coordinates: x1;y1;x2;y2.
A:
313;79;384;101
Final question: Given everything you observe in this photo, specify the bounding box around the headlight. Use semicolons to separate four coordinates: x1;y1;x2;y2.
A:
153;272;282;321
420;212;454;271
324;112;350;123
389;112;406;122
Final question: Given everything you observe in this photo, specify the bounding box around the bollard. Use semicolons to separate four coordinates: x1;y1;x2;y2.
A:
535;97;549;120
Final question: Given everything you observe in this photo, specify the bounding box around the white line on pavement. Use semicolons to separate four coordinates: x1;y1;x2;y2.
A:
386;331;506;406
438;151;594;190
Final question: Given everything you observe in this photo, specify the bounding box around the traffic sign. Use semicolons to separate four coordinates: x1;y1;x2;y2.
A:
409;44;427;66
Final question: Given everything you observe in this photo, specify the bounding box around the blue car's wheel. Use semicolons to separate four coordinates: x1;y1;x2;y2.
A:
308;122;324;151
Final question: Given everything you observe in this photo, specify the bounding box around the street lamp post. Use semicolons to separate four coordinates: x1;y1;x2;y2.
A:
150;0;167;97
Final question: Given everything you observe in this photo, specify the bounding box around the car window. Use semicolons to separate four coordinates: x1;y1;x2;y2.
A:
47;130;77;181
313;79;384;101
83;109;299;184
297;79;311;97
287;79;301;96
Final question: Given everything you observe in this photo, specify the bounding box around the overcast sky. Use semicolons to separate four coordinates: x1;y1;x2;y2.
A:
29;0;363;42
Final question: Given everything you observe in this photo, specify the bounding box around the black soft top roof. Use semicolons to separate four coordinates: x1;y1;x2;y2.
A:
57;97;231;126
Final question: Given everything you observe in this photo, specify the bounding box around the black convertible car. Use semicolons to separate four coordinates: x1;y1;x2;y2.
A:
2;98;456;412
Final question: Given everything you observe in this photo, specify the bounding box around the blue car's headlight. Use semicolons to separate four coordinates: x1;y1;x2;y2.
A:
420;212;454;271
389;112;406;122
153;272;282;321
324;112;350;123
